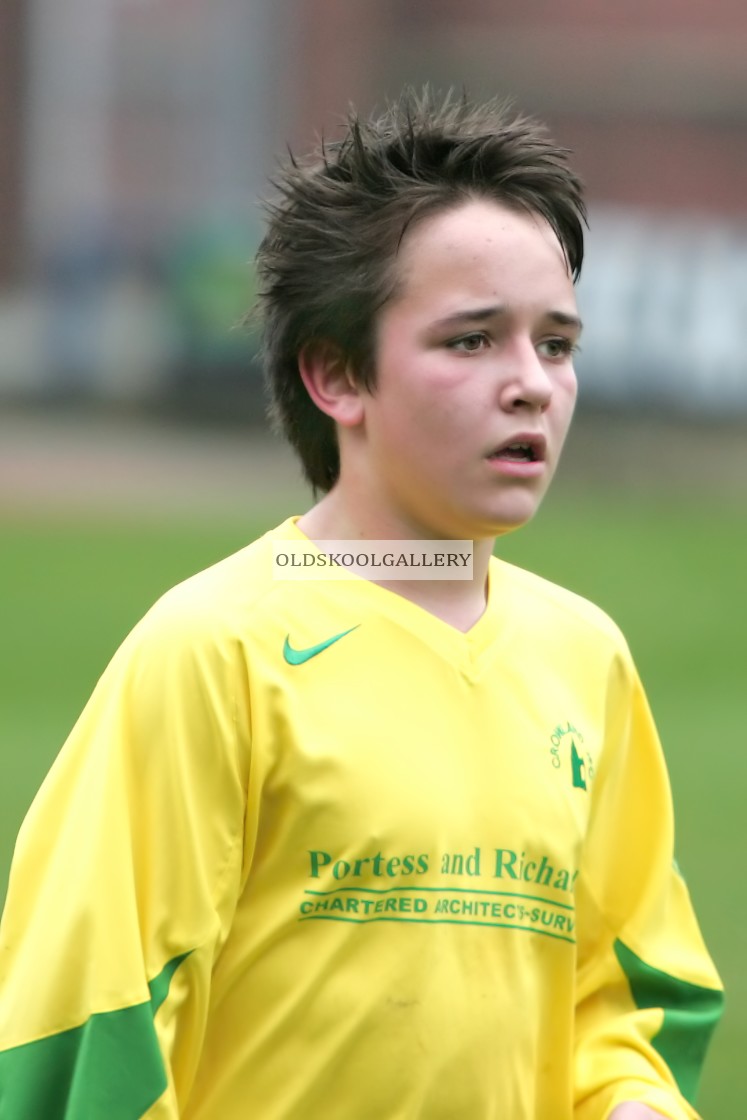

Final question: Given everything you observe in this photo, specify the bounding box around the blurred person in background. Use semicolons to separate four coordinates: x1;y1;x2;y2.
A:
0;88;722;1119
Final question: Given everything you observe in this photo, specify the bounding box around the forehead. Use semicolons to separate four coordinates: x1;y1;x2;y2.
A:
391;199;573;310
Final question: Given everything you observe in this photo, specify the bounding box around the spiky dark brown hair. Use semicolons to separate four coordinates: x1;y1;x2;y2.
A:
255;87;586;492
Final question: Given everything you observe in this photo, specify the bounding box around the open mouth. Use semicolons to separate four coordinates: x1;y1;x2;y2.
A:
489;437;545;464
494;442;538;463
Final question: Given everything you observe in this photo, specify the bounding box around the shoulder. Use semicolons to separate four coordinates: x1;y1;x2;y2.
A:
119;519;303;666
491;556;633;663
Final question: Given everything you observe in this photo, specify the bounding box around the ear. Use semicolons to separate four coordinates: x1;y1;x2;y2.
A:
298;341;365;428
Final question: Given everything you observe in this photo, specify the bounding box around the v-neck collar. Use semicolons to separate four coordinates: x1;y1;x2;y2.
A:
274;517;507;682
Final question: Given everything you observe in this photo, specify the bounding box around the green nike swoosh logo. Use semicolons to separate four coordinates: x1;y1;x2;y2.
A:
283;626;359;666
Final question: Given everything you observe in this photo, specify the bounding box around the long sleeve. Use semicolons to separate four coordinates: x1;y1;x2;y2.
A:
0;592;252;1118
573;650;723;1120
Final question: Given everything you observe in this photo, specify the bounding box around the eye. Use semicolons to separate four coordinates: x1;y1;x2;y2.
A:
447;332;489;354
537;337;579;360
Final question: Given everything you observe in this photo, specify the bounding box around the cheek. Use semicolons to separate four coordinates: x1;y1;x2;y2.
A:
375;382;471;443
549;383;577;455
368;346;485;453
562;365;579;398
401;396;477;456
552;367;578;416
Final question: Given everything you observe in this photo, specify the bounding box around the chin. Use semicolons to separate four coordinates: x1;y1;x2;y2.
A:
448;510;538;543
411;489;543;541
480;501;543;537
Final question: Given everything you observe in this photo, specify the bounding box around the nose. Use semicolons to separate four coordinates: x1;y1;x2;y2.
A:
498;339;554;413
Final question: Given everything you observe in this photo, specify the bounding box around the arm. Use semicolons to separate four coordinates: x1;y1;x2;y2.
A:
0;595;251;1117
573;651;723;1120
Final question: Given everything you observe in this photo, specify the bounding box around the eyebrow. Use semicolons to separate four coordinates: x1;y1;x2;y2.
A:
432;305;584;333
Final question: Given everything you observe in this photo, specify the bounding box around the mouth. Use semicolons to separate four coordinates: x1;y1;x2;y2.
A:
488;435;546;464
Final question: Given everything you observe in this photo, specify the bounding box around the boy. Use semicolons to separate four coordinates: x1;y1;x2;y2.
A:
0;89;723;1118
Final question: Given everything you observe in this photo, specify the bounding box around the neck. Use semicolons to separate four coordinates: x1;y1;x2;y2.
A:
297;490;495;633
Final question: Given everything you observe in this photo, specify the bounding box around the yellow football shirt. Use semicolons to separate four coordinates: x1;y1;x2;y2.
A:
0;518;723;1118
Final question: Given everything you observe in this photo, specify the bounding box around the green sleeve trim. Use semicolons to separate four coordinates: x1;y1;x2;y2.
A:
0;951;191;1119
149;950;191;1015
614;938;724;1105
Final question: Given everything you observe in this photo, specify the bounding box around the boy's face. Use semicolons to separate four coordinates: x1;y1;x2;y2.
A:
357;198;581;540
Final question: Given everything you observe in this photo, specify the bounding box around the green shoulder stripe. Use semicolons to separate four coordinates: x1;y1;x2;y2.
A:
614;939;724;1105
0;951;191;1119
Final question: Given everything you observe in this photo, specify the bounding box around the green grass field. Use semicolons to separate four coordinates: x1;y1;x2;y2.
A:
1;492;743;1114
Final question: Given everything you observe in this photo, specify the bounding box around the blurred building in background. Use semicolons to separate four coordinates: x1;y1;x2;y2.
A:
1;0;746;419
